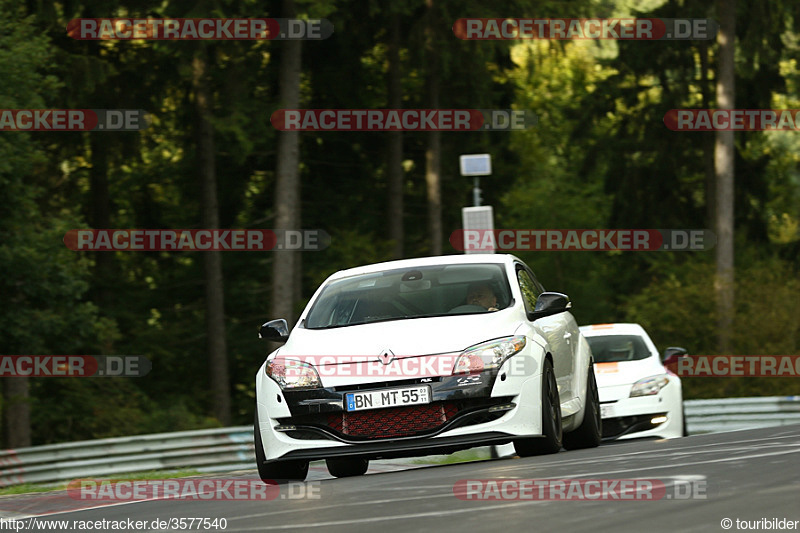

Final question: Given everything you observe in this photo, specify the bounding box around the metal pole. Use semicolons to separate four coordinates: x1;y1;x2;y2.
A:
473;176;481;206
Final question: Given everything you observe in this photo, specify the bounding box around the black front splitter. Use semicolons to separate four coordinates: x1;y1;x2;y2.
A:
272;432;517;462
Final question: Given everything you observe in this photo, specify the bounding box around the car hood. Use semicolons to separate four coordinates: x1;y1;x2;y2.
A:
283;311;517;357
274;311;519;387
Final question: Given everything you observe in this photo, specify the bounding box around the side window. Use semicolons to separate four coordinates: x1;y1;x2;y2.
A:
517;269;540;314
529;270;545;294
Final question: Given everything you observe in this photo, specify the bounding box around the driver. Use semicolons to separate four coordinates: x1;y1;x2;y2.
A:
466;282;499;311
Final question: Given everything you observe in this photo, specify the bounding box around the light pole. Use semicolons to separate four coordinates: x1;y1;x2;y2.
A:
459;154;494;254
459;154;491;206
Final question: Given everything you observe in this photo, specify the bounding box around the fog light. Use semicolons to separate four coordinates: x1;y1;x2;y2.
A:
274;425;296;432
650;415;667;425
488;403;516;413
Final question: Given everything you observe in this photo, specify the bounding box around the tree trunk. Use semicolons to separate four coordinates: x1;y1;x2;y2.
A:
714;0;736;353
699;41;715;229
387;13;404;259
89;134;112;307
193;46;231;425
425;0;442;256
2;378;31;448
271;0;303;331
425;129;442;256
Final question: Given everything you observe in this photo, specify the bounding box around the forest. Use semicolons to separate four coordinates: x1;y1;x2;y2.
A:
1;0;799;448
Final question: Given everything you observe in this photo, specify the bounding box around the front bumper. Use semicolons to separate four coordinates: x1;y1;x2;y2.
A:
599;381;683;440
256;358;545;462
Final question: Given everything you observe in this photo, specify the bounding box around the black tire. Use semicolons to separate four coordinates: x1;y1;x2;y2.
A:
326;457;369;478
254;413;309;483
563;366;602;450
514;358;562;457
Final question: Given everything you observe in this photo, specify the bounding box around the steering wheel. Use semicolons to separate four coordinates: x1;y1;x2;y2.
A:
395;297;426;315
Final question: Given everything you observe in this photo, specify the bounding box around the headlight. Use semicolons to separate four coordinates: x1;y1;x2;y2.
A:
630;374;669;397
453;336;527;374
266;357;321;389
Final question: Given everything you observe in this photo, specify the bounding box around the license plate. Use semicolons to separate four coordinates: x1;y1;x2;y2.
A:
600;404;615;418
345;386;431;412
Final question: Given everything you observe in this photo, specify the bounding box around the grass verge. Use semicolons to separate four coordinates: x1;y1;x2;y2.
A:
0;469;202;497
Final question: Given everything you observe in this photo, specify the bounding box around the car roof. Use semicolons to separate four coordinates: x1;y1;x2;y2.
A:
579;323;649;337
326;254;523;281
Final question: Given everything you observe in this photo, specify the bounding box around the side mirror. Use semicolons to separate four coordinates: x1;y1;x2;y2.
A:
662;346;688;365
259;319;290;343
529;292;572;320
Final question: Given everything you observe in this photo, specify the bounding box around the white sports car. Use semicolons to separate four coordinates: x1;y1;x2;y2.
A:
255;254;601;481
580;323;686;441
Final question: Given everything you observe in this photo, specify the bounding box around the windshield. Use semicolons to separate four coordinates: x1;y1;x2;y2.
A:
585;335;653;363
304;263;512;329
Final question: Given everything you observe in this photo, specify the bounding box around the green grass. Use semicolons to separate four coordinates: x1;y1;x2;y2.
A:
0;469;202;497
409;448;493;465
0;483;59;496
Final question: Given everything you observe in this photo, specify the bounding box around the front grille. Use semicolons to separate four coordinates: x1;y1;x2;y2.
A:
280;396;513;441
327;402;459;439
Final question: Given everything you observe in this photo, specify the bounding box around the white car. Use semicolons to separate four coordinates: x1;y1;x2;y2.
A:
580;323;686;440
255;254;601;481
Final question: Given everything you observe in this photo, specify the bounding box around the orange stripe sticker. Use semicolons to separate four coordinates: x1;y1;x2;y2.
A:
595;362;619;373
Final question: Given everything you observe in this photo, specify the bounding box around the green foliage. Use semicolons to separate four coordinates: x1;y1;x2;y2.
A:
499;1;800;403
626;256;800;398
498;38;618;323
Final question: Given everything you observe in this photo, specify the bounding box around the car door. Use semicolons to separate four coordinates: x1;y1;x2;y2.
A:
515;264;575;402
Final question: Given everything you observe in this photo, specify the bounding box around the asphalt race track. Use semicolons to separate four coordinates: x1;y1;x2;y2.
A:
3;425;799;532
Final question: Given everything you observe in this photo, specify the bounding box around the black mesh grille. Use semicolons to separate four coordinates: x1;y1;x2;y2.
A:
326;402;459;439
281;397;512;441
